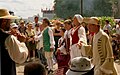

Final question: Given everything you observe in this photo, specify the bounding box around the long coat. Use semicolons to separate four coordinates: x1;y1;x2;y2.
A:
85;29;118;75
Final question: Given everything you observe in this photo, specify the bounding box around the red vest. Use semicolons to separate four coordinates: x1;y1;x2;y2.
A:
71;27;80;45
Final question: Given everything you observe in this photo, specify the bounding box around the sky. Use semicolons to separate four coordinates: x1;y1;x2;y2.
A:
0;0;54;18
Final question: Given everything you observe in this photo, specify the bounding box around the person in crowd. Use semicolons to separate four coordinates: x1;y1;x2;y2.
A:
34;23;47;66
111;34;119;60
33;15;41;28
33;16;44;58
70;14;87;59
64;19;72;54
34;23;41;58
115;21;120;38
85;17;118;75
24;62;47;75
10;23;19;36
9;23;26;42
25;22;36;61
0;8;28;75
55;27;69;75
86;21;95;45
32;15;44;32
103;20;112;35
52;20;62;59
18;20;27;35
42;18;55;74
34;23;41;39
37;35;47;67
81;22;88;33
66;57;94;75
115;21;120;59
62;19;73;74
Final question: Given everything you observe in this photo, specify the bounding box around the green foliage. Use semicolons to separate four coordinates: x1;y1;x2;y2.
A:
54;0;80;19
98;17;115;28
93;0;113;16
54;0;114;18
99;16;116;34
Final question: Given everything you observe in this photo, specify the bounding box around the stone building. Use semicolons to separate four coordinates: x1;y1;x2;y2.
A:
41;9;55;20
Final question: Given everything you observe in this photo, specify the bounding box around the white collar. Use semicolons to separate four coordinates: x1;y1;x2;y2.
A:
43;26;49;31
41;26;49;34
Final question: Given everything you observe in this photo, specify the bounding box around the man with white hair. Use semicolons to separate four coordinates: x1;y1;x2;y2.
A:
70;14;87;59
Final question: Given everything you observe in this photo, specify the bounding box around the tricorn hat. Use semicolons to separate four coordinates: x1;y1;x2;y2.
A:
83;17;99;25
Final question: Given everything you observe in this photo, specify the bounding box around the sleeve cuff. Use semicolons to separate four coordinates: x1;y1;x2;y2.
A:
100;67;113;74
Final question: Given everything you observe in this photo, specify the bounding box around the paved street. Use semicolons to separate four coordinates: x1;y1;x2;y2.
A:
115;60;120;74
16;59;120;75
16;59;58;75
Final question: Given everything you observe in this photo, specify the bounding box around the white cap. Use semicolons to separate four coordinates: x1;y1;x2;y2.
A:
10;23;18;28
74;14;83;23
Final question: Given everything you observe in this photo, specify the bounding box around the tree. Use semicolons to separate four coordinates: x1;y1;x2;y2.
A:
54;0;80;19
92;0;113;16
54;0;113;18
109;0;120;18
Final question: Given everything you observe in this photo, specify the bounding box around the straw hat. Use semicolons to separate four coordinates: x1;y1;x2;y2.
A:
0;7;18;19
84;17;99;25
64;19;72;25
66;57;94;75
20;20;25;24
27;22;33;27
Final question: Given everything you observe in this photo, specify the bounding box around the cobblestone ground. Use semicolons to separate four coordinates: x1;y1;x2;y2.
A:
16;58;57;75
16;59;120;75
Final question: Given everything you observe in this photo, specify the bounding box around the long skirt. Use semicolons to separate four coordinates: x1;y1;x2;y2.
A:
56;52;70;74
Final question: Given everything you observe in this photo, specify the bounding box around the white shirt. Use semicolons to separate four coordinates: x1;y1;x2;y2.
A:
36;35;43;50
64;29;72;39
34;27;41;36
34;27;41;41
70;26;87;58
58;37;67;54
103;24;112;32
32;21;41;28
5;35;28;64
116;26;120;35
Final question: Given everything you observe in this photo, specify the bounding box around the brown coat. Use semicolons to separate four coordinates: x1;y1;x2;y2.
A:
84;30;118;75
